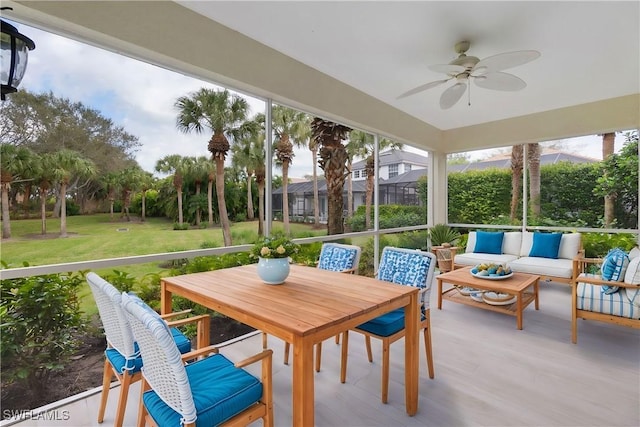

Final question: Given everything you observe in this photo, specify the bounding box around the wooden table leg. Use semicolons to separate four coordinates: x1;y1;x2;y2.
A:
405;292;419;416
160;280;172;315
516;291;523;330
437;279;443;309
292;336;315;426
534;279;540;310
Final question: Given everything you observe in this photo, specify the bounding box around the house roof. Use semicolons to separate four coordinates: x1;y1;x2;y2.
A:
352;150;429;170
272;179;368;195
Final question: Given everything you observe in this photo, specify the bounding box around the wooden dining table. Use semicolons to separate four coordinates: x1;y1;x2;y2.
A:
160;264;420;426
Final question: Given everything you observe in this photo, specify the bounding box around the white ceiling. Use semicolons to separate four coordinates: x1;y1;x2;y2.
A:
6;0;640;153
179;1;639;131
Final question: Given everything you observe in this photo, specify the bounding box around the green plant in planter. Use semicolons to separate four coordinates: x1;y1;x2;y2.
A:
428;224;461;272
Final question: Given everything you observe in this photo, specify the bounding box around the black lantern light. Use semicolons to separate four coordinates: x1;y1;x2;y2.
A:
1;15;36;100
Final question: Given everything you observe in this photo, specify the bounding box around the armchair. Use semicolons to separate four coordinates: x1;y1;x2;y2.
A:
572;248;640;343
86;272;210;427
121;292;273;427
341;247;436;403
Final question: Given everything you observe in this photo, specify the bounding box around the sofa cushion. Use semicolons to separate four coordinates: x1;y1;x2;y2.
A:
520;232;534;257
528;232;563;259
623;257;640;307
577;280;640;319
455;252;519;267
509;257;574;279
558;233;581;260
473;231;504;254
503;232;522;256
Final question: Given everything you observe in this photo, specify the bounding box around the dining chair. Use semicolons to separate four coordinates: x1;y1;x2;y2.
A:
282;242;362;371
86;272;210;427
121;292;274;427
340;247;436;403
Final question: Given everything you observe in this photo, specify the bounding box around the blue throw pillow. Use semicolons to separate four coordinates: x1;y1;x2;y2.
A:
473;231;504;255
528;232;562;259
601;248;629;282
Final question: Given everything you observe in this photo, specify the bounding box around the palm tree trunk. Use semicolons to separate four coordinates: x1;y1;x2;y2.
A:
23;184;31;219
1;184;11;239
207;176;214;227
195;183;201;227
312;149;320;227
40;189;47;234
257;177;265;236
347;159;353;218
141;190;146;222
602;132;616;226
510;145;524;222
177;189;184;225
109;198;114;220
60;183;68;238
246;174;255;220
527;143;541;217
365;174;374;230
282;161;290;234
215;157;232;246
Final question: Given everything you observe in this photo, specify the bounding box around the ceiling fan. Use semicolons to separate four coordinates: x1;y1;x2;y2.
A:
398;41;540;109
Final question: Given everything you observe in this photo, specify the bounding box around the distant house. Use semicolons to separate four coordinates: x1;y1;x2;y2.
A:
273;149;596;222
351;150;429;181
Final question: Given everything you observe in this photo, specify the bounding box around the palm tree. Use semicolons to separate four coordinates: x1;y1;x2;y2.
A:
231;134;256;222
175;88;253;246
103;172;120;221
139;171;155;222
510;145;524;222
348;130;402;229
49;149;96;238
602;132;616;226
272;105;311;234
0;144;34;239
310;118;352;235
32;153;57;235
188;156;212;227
156;155;191;226
118;166;144;222
527;143;541;217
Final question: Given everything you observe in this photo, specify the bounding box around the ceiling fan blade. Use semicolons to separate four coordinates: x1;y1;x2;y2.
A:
397;79;450;99
475;72;527;91
428;64;465;75
440;82;467;109
475;50;540;73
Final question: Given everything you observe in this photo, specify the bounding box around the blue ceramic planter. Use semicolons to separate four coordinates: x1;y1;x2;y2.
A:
257;257;290;285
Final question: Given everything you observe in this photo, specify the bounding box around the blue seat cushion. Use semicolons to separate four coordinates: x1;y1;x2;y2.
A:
106;328;191;373
143;353;263;427
356;309;427;337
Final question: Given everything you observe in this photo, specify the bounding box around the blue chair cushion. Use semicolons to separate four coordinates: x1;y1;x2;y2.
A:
356;308;427;337
318;245;358;272
528;232;563;259
377;250;431;288
143;353;263;427
474;231;504;255
106;328;191;373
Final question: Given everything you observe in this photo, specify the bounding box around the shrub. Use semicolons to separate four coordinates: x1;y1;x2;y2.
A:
173;222;189;230
358;235;391;277
0;270;85;396
103;270;136;293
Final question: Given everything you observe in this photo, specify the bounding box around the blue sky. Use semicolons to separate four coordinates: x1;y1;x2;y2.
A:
12;21;627;178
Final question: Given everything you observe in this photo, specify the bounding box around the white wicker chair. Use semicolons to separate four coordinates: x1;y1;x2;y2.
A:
121;292;273;427
281;242;362;371
340;247;436;403
86;272;209;427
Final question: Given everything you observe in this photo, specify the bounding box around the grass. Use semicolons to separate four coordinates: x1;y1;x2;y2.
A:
2;214;327;315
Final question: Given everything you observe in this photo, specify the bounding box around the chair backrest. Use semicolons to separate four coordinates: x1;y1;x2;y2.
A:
317;242;362;273
86;272;137;361
120;292;197;425
376;247;436;309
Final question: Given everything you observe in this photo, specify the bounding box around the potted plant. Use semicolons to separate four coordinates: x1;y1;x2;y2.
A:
429;224;461;272
250;234;300;285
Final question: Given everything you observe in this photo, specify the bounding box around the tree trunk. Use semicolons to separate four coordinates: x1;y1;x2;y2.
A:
109;198;114;220
312;149;320;227
282;161;290;234
60;183;68;238
510;145;524;222
141;190;146;222
602;132;616;226
195;183;201;227
40;190;47;235
365;174;374;230
319;144;348;235
246;174;255;220
257;176;265;236
122;189;131;222
214;157;232;246
207;176;214;227
52;187;61;218
1;184;11;239
177;189;183;225
527;143;541;217
347;159;353;218
23;183;31;219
